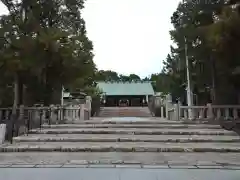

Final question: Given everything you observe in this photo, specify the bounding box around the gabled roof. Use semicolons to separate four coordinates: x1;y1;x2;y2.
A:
97;81;155;96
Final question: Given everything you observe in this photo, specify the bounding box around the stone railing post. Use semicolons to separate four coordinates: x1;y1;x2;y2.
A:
0;124;6;144
19;105;24;121
174;104;180;121
60;106;64;122
160;106;164;118
86;96;92;118
70;105;74;121
224;108;230;120
56;106;61;122
233;108;238;120
42;108;47;124
216;108;221;119
49;105;55;124
66;105;70;121
207;103;214;120
0;110;2;121
77;105;81;120
32;107;38;126
71;105;74;121
64;105;70;121
84;109;90;120
165;95;172;120
184;109;188;119
178;101;182;119
80;104;85;121
74;105;78;120
72;105;76;121
165;101;168;120
199;108;205;119
5;109;10;120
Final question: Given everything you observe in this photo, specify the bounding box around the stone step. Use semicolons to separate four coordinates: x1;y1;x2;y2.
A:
64;118;221;125
64;119;184;124
98;114;153;117
1;142;240;152
98;110;153;117
29;128;238;136
41;124;222;129
13;134;240;143
99;115;152;117
1;152;240;166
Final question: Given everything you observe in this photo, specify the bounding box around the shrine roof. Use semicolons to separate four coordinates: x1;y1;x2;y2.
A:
97;81;155;96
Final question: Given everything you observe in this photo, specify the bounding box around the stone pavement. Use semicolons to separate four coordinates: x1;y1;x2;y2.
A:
0;117;240;166
1;168;240;180
1;152;240;166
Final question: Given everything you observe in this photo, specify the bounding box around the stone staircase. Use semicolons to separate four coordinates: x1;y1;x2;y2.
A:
98;107;153;117
0;117;240;166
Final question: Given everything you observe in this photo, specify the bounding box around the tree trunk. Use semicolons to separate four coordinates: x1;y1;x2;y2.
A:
18;75;23;105
7;73;19;142
210;56;217;104
44;67;53;106
12;73;19;116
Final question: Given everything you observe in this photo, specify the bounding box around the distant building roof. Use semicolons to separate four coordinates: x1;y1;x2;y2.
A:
97;81;155;96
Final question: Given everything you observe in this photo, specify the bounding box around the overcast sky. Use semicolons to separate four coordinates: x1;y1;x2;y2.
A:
0;0;180;78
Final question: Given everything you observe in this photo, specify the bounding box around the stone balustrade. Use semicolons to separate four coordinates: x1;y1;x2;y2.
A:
0;98;92;143
0;103;91;124
180;105;240;121
164;103;240;121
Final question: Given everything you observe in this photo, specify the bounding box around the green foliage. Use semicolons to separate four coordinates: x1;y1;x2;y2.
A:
155;0;240;105
95;70;119;81
95;70;142;82
83;86;103;98
0;0;96;106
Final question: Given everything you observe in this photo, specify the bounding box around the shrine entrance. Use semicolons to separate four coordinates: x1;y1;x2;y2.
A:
105;95;146;107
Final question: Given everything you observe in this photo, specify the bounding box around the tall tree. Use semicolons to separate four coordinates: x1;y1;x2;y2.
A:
0;0;96;106
160;0;230;104
128;74;141;81
95;70;119;81
205;1;240;104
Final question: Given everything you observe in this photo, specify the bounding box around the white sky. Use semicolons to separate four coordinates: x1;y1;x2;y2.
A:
0;0;180;78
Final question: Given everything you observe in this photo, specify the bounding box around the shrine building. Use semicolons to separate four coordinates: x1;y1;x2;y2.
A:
97;81;155;107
